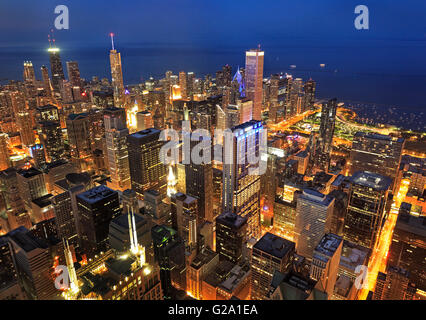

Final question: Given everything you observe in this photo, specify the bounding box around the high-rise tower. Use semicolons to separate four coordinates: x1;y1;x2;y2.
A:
109;33;125;107
245;48;264;121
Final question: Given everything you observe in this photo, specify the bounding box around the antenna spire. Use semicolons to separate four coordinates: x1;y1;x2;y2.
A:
110;33;115;50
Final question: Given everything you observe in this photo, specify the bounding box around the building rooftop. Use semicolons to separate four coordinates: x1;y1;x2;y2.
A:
253;232;295;259
8;226;48;252
216;211;247;229
313;233;343;262
231;120;262;133
300;189;334;207
128;128;161;141
351;171;392;191
77;185;117;205
32;194;53;208
190;248;217;270
354;131;404;143
17;167;43;179
339;240;370;272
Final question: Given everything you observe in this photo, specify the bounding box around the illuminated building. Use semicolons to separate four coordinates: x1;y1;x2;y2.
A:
343;171;391;249
167;165;177;198
203;261;251;300
310;233;343;297
66;61;81;89
288;78;303;117
350;132;405;192
187;248;219;300
8;226;58;300
63;238;79;295
127;128;167;198
250;232;295;300
0;133;10;171
373;266;416;300
109;34;125;107
185;138;214;225
104;107;131;192
48;45;65;92
144;189;171;227
136;111;153;131
76;185;121;257
17;167;48;212
38;120;65;162
151;224;186;298
232;67;246;99
171;193;198;252
109;211;154;265
216;211;247;264
40;65;52;97
295;189;334;261
79;255;163;300
273;189;300;241
43;160;76;194
66;113;92;171
121;189;139;216
0;236;25;300
245;48;264;121
23;61;36;84
312;99;337;173
303;79;316;111
328;190;348;236
16;111;35;147
179;71;188;100
388;204;426;291
269;270;327;300
222;120;264;240
53;173;92;247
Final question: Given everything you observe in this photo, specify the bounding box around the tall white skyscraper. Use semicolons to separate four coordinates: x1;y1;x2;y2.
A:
295;189;334;260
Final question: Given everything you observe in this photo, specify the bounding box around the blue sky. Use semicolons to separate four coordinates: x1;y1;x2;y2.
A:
0;0;425;47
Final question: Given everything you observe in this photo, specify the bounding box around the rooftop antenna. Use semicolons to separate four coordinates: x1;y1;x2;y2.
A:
110;33;115;50
258;44;261;50
51;29;56;48
48;34;52;48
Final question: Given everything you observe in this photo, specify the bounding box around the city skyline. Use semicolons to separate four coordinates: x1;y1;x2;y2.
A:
0;1;424;305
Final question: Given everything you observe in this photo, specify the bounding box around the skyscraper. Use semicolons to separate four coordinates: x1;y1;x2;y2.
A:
303;79;316;111
23;61;36;84
48;46;65;92
16;111;35;147
312;98;337;172
151;224;186;299
185;137;214;225
250;232;295;300
104;107;131;192
222;120;264;240
109;34;125;107
215;211;248;264
349;132;405;192
66;61;81;88
295;189;334;260
310;233;343;297
38;120;65;162
127;128;166;198
76;185;121;256
40;65;52;97
8;226;57;300
0;133;10;171
66;113;92;171
245;48;264;121
344;171;391;249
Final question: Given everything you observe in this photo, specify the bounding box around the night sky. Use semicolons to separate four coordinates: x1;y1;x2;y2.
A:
1;0;425;46
1;0;426;110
